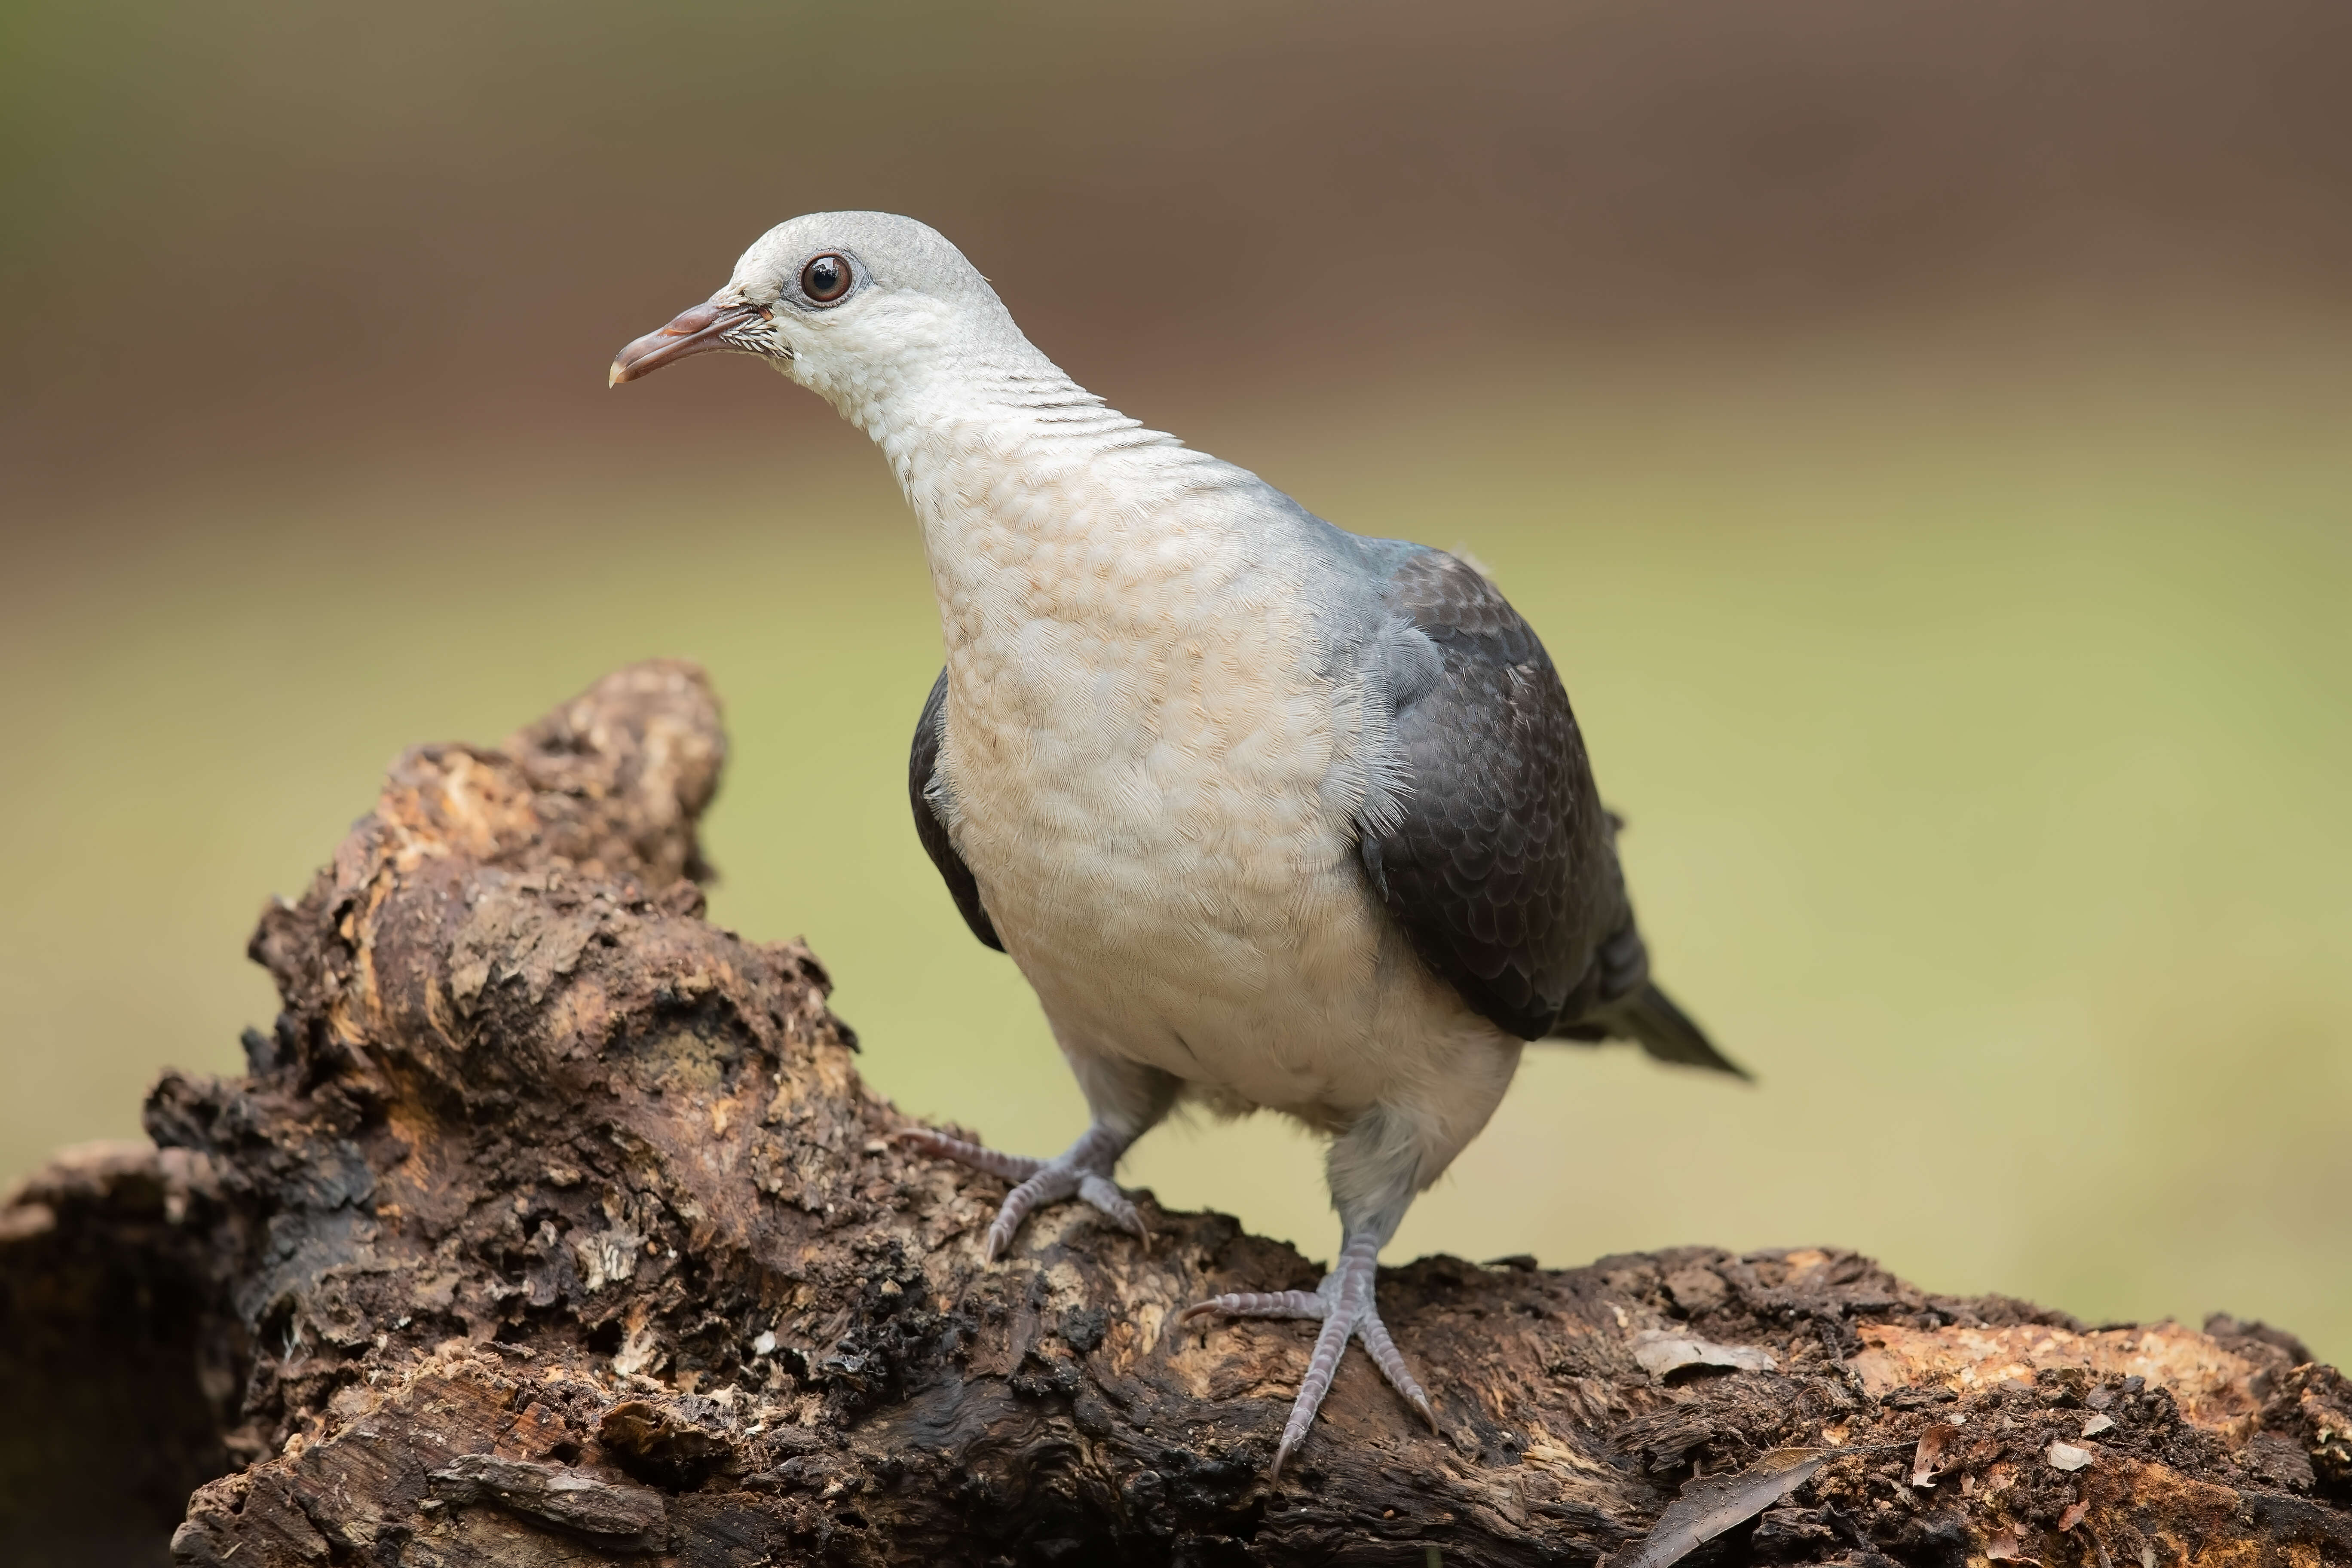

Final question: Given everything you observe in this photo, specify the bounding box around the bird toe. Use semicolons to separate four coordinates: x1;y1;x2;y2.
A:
1076;1172;1148;1244
904;1121;1151;1262
896;1126;1047;1183
1180;1289;1329;1323
1202;1251;1442;1475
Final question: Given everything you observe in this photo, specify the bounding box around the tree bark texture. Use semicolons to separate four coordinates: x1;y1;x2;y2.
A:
2;661;2347;1567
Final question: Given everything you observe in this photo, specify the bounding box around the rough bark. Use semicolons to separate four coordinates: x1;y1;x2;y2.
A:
2;660;2346;1567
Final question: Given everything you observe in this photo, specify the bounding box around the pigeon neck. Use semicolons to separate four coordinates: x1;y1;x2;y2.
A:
850;355;1244;654
854;357;1202;522
854;354;1184;487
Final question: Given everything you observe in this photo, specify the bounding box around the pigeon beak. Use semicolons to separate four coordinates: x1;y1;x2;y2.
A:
608;301;769;386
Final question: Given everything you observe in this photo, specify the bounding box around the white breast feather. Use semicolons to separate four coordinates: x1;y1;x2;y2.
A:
897;414;1503;1130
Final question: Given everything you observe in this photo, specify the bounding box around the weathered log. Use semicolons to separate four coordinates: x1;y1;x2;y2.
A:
0;1140;251;1566
3;661;2347;1567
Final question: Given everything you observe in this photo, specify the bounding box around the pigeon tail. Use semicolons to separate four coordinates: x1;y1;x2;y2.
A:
1552;980;1748;1078
1613;980;1748;1078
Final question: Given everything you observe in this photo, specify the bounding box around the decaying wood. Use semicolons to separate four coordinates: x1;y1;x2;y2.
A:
0;1140;250;1565
3;661;2348;1567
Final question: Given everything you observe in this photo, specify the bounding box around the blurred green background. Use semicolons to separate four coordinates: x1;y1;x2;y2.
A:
4;1;2347;1360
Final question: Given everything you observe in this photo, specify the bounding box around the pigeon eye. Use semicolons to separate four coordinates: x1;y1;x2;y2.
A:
801;254;851;303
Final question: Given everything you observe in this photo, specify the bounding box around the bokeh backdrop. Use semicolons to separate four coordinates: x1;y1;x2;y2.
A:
5;1;2349;1359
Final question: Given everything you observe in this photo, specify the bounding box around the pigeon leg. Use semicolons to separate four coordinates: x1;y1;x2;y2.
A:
1180;1098;1480;1474
898;1118;1148;1259
901;1052;1177;1259
1180;1227;1437;1477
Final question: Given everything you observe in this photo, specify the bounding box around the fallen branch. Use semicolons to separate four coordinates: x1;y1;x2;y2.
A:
2;662;2345;1566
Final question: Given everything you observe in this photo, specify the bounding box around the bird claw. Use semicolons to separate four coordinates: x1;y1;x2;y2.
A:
1077;1172;1147;1245
1182;1246;1436;1475
898;1123;1148;1258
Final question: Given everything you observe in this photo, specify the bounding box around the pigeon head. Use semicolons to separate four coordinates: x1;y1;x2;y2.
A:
609;211;1029;421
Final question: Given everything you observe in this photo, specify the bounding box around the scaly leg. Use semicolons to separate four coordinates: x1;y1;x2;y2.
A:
900;1050;1177;1260
1181;1226;1436;1477
1179;1086;1514;1476
898;1119;1148;1259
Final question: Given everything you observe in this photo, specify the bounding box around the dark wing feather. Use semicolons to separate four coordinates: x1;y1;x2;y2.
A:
1361;550;1619;1039
1362;550;1741;1075
909;668;1004;953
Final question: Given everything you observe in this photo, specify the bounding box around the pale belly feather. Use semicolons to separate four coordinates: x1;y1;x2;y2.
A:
937;606;1467;1124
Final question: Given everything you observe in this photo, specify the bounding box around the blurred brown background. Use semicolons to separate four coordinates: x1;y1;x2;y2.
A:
5;1;2348;1356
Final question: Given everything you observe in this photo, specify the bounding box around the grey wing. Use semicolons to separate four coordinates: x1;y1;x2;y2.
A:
1356;549;1619;1038
1359;549;1743;1075
909;668;1004;953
